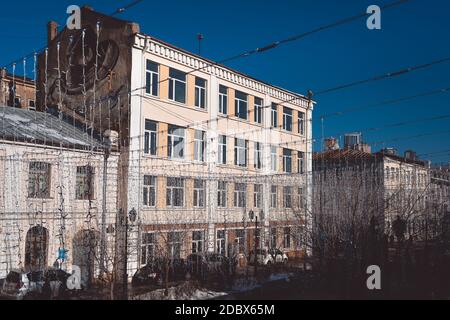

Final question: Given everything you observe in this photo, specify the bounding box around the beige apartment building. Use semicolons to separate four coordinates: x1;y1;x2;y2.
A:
126;34;314;274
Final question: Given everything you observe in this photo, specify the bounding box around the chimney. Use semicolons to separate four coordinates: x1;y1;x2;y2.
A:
47;21;58;44
0;68;6;78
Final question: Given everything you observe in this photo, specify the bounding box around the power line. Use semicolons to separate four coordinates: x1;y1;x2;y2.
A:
315;56;450;96
111;0;146;16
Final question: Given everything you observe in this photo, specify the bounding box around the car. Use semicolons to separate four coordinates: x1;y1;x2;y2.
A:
249;249;289;266
132;258;187;287
0;270;31;300
186;253;231;280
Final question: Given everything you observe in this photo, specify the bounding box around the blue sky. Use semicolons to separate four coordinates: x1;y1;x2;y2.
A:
1;0;449;163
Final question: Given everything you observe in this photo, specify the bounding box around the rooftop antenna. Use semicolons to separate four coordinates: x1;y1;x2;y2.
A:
197;33;204;55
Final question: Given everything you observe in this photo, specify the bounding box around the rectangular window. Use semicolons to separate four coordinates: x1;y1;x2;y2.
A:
218;181;227;208
141;233;155;266
254;184;263;209
194;130;206;162
298;112;305;135
271;103;278;128
168;125;185;159
192;231;205;253
284;186;293;209
234;183;247;208
298;187;304;209
254;142;262;170
168;68;186;103
168;232;183;259
166;177;185;207
219;85;228;115
254;97;263;124
28;162;51;199
234;138;248;167
144;120;158;156
298;151;305;174
283;107;293;132
143;175;157;207
284;227;291;249
218;135;227;165
145;60;159;97
270;186;278;209
75;166;94;200
270;228;278;249
235;229;245;254
235;91;248;120
28;100;36;110
283;149;292;173
195;77;207;109
193;179;205;208
217;230;226;255
271;146;278;172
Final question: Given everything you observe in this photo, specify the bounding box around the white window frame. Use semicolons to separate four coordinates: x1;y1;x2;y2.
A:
235;91;248;120
283;107;293;132
166;177;185;208
254;184;263;209
194;130;206;162
145;60;159;97
195;77;207;109
283;149;292;173
193;179;205;208
218;181;227;208
270;185;278;209
219;85;228;115
271;146;278;172
141;233;156;266
254;142;262;170
218;135;227;165
144;120;158;156
143;175;157;207
168;68;187;104
234;183;247;208
298;111;305;135
254;97;263;124
168;125;185;159
298;151;305;174
271;103;278;128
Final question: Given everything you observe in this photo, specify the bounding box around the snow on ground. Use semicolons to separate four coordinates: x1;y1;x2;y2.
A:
131;283;227;301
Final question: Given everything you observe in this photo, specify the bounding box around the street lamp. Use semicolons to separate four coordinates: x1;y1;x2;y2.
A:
249;210;258;277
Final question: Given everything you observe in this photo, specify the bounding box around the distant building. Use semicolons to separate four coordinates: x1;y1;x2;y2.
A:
0;69;36;110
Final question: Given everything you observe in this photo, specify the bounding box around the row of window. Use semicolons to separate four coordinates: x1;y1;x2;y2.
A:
144;176;306;210
145;120;306;172
385;167;428;184
141;227;295;264
145;60;306;133
28;162;94;200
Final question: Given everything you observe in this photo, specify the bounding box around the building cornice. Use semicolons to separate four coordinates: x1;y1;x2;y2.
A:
134;34;313;109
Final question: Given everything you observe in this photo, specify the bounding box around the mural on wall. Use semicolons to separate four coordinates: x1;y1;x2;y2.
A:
37;7;139;135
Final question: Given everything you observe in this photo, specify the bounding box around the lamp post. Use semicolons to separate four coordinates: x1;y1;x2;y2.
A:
249;210;258;277
123;208;137;300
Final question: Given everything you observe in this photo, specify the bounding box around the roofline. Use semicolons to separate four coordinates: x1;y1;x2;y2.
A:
135;33;315;106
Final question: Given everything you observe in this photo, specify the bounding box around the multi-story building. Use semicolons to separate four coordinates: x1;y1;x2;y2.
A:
313;147;431;238
0;69;36;109
37;7;314;280
0;106;119;287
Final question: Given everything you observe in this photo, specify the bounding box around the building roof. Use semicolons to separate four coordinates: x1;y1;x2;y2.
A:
0;106;103;150
313;149;428;167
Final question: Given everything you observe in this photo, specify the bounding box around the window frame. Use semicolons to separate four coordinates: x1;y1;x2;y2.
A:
234;138;248;168
75;165;95;201
218;135;227;165
195;77;207;109
168;68;187;104
283;149;292;173
218;181;227;208
283;107;293;132
270;185;278;209
193;179;206;208
254;184;263;209
234;183;247;208
194;130;206;162
143;175;157;207
144;120;158;156
298;111;305;135
167;125;185;160
219;85;228;115
141;233;156;266
271;103;278;128
145;60;160;97
28;162;51;199
254;97;263;124
234;91;248;120
166;177;185;208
